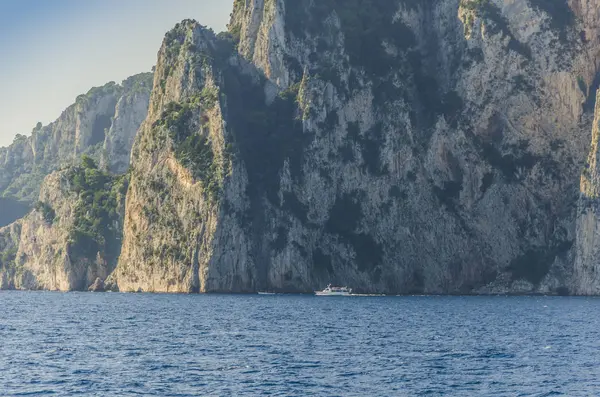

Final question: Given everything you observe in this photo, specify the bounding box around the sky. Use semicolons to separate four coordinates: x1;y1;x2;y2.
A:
0;0;232;147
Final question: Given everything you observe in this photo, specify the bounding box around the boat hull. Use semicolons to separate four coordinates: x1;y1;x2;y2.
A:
315;291;351;296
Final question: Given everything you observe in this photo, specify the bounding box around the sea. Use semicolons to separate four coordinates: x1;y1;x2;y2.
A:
1;292;599;396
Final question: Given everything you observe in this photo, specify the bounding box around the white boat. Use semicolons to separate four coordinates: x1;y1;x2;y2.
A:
257;291;276;295
315;284;352;296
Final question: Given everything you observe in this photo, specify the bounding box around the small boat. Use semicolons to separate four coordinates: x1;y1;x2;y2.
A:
315;284;352;296
258;291;276;295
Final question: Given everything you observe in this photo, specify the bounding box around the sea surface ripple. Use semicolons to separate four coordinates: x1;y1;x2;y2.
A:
1;292;599;396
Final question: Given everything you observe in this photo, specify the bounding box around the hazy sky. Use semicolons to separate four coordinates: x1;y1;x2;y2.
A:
0;0;231;147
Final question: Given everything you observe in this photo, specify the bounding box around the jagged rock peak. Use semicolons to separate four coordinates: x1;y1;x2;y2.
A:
114;17;253;293
148;20;225;112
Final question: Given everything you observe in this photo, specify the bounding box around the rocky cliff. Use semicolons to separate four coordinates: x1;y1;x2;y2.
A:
113;24;253;293
574;90;600;294
0;221;22;289
0;73;151;290
0;159;128;290
101;73;154;174
5;0;600;294
0;73;152;223
108;0;600;294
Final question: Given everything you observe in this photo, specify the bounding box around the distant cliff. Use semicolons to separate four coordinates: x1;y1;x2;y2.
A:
0;73;151;225
101;74;154;174
0;73;150;290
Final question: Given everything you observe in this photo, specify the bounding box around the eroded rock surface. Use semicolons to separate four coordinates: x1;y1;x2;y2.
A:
110;0;600;294
7;0;600;294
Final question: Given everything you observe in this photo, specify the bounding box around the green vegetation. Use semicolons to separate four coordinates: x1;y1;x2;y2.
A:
155;88;218;137
461;0;489;36
2;166;46;203
161;23;186;90
461;0;488;11
154;87;221;200
227;0;244;48
121;72;154;94
160;19;204;91
34;201;56;224
229;25;242;46
0;67;149;213
12;134;27;143
67;155;128;261
232;0;245;14
76;82;121;105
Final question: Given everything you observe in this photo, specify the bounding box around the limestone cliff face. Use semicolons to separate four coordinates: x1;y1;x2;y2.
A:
0;74;150;291
115;22;256;292
573;0;600;294
115;0;600;294
101;73;153;174
0;84;118;205
0;73;151;212
0;221;22;289
7;0;600;294
0;163;128;291
232;0;289;89
13;171;83;291
574;90;600;294
234;0;600;294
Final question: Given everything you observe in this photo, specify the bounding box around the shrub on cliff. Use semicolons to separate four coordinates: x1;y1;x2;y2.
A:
67;156;127;261
34;201;56;224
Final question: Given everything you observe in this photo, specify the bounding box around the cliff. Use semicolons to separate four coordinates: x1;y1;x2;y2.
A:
6;0;600;294
108;0;600;294
0;159;128;290
101;73;154;174
0;221;22;289
574;90;600;294
0;73;150;290
113;23;254;292
0;72;152;226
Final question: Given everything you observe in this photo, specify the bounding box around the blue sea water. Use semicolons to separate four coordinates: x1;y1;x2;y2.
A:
1;293;599;396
